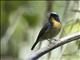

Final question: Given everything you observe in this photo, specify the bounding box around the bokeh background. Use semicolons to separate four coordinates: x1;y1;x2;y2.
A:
0;1;80;60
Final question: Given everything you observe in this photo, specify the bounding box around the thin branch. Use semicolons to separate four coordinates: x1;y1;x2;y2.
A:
47;0;53;12
27;32;80;60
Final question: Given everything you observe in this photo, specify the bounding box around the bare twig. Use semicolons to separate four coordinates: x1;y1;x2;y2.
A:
47;0;53;12
27;32;80;60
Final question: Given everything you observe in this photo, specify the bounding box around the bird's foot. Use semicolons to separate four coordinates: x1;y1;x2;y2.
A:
48;40;53;44
54;39;57;41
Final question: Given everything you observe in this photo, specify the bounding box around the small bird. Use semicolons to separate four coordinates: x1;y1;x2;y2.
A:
31;12;61;50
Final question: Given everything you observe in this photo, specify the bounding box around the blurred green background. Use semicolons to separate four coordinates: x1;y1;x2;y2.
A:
0;1;80;60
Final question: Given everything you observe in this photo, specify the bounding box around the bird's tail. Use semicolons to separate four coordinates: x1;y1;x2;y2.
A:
31;39;39;50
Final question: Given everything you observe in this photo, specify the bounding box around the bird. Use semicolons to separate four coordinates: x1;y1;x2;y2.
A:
31;12;62;50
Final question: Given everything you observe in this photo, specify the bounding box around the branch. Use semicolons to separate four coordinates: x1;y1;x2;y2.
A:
27;32;80;60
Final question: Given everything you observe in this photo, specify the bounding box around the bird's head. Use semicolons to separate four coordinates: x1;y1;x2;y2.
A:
49;12;61;29
49;12;60;22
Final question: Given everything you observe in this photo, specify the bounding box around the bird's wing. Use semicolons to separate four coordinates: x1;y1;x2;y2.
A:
31;23;49;50
31;24;48;50
37;23;49;40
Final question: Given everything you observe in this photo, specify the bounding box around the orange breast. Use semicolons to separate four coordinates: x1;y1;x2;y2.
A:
52;18;61;29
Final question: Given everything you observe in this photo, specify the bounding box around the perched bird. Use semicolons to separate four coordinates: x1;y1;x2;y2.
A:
31;12;61;50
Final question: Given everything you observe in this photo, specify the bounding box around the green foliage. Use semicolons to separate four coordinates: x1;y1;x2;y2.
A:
1;9;9;39
0;1;29;38
1;1;29;13
63;19;80;36
23;13;39;27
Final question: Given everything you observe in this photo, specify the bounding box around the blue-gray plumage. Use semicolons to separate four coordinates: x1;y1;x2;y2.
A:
31;12;61;50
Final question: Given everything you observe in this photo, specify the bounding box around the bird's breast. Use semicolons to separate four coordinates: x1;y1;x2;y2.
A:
42;28;60;40
52;20;61;29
